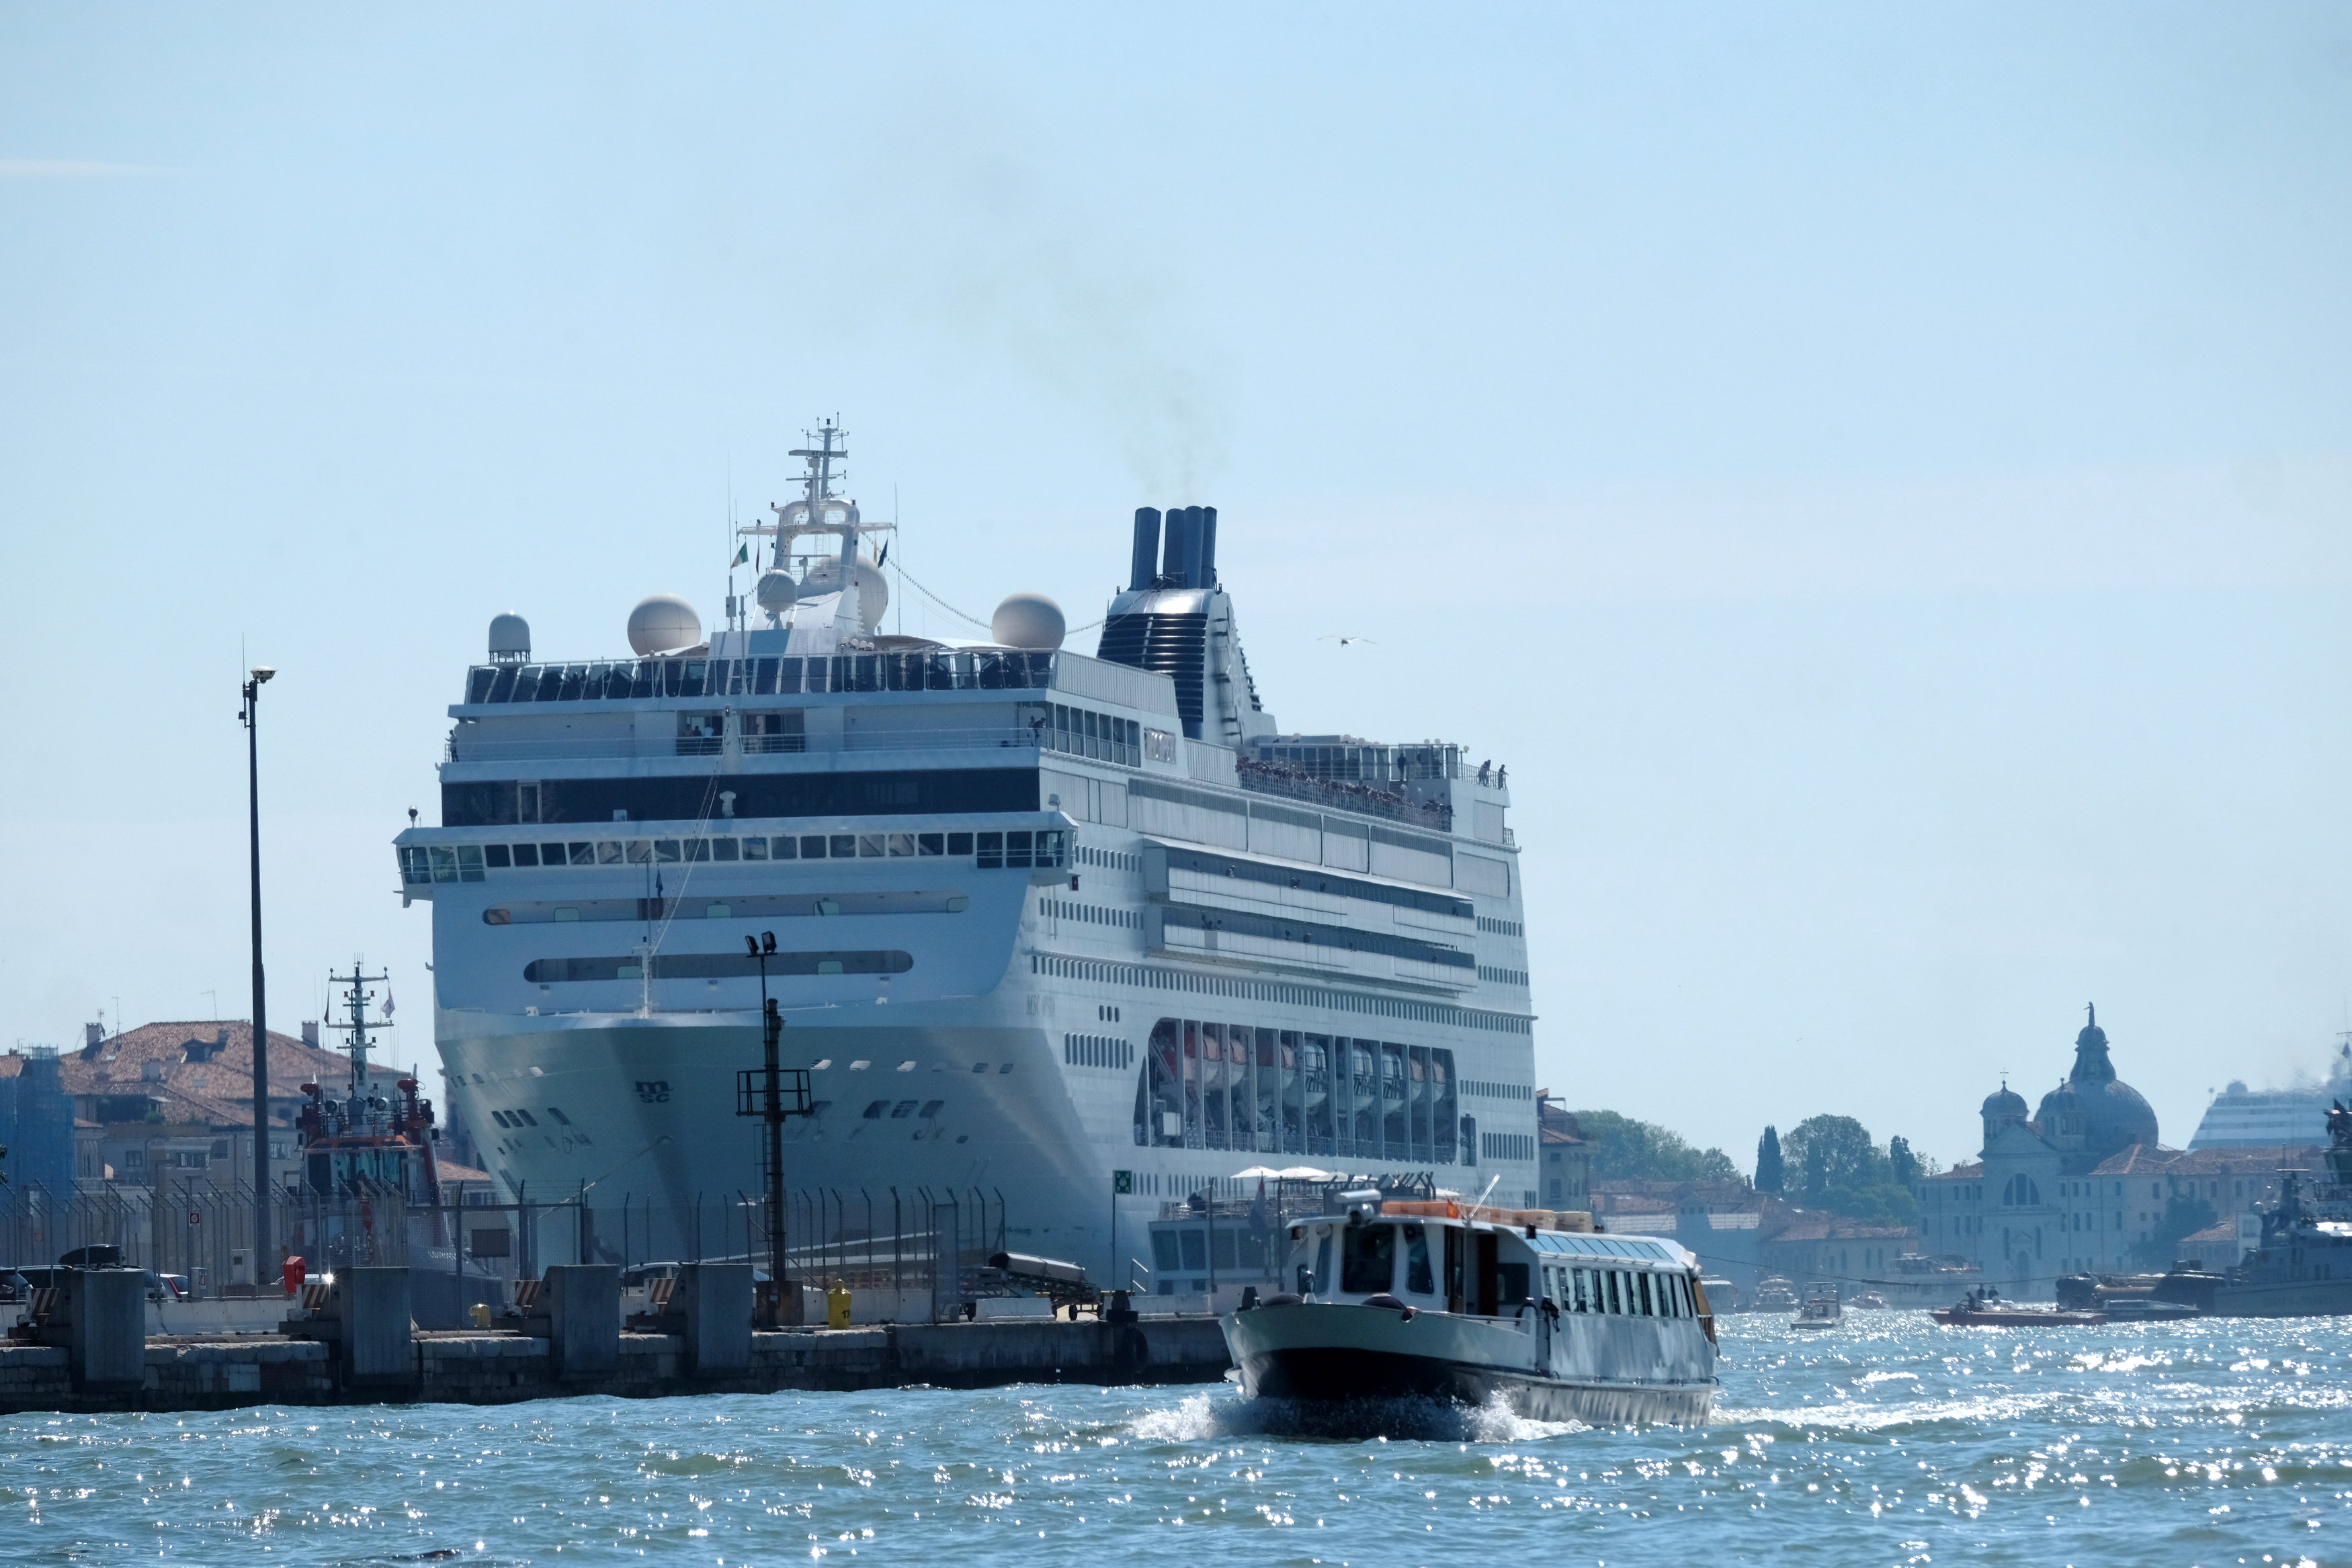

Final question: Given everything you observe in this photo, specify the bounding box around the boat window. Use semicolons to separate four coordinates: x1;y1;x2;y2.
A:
741;836;769;861
454;845;486;879
918;833;944;855
712;838;739;862
1152;1231;1180;1272
858;834;886;858
485;844;511;869
568;842;593;865
1340;1223;1396;1294
1498;1262;1529;1307
596;841;624;865
512;844;540;867
1635;1273;1654;1316
829;834;857;859
1402;1224;1435;1295
1309;1232;1333;1295
1603;1271;1623;1314
1180;1229;1206;1271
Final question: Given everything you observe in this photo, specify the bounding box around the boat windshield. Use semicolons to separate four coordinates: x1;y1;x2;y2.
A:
1401;1223;1435;1295
1341;1223;1396;1294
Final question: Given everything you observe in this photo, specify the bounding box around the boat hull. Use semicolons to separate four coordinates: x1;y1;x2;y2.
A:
1223;1300;1716;1426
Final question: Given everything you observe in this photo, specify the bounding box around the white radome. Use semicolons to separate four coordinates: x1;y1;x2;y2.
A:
487;612;531;661
801;554;890;631
754;570;798;615
991;593;1066;651
626;594;703;656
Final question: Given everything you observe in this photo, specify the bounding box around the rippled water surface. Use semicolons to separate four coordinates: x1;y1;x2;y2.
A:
9;1313;2352;1565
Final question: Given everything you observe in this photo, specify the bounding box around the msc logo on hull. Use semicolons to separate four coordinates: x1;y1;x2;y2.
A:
634;1080;672;1104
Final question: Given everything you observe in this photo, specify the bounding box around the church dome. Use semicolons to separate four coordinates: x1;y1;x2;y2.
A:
1980;1082;2029;1147
1980;1084;2027;1121
2045;1004;2159;1156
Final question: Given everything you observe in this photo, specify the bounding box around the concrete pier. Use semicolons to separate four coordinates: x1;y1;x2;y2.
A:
0;1306;1232;1415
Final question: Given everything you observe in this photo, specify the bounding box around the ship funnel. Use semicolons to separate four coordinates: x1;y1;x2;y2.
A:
1196;506;1218;589
1129;507;1161;591
1162;505;1200;588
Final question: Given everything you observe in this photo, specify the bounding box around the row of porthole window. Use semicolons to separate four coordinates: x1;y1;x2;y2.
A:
1460;1080;1531;1100
403;829;1067;884
1476;967;1529;986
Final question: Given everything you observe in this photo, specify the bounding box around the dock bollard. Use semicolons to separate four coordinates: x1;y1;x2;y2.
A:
59;1268;146;1391
827;1279;853;1329
673;1262;753;1375
539;1265;620;1380
338;1267;417;1386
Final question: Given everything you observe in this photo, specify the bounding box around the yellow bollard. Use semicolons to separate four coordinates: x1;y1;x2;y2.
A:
468;1302;493;1330
827;1278;853;1329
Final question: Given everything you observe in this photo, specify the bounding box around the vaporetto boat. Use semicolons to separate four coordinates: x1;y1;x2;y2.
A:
1222;1190;1719;1424
395;424;1540;1284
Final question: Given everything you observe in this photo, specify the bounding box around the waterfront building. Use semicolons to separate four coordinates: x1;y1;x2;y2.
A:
1917;1006;2319;1294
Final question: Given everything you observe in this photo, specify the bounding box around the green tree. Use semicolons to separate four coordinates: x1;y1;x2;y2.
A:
1889;1135;1919;1187
1778;1115;1919;1225
1755;1126;1784;1193
1570;1110;1745;1185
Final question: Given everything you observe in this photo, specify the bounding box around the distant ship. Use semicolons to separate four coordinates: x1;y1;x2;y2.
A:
2208;1101;2352;1317
2188;1039;2352;1149
394;425;1541;1284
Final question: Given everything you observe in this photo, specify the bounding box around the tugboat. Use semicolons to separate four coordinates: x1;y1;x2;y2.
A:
290;962;446;1266
1220;1186;1719;1425
2208;1100;2352;1317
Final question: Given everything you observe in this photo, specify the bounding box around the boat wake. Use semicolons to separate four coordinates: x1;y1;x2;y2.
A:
1131;1389;1588;1444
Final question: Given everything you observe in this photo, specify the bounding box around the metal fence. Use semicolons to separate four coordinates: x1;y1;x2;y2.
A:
1;1181;1011;1321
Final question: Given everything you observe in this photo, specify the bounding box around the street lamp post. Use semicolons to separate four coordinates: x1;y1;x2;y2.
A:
240;665;275;1280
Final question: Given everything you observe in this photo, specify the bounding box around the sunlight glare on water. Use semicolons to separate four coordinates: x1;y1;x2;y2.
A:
5;1312;2348;1565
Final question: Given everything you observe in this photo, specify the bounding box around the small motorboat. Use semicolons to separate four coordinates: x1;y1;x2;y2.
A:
1849;1291;1889;1310
1931;1287;2102;1327
1790;1280;1844;1330
1751;1276;1800;1313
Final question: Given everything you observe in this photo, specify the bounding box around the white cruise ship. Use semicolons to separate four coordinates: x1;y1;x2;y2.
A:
394;425;1540;1282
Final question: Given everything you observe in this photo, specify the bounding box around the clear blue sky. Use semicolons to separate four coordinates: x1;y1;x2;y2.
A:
5;3;2348;1168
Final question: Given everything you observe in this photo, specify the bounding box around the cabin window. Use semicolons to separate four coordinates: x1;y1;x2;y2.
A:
1304;1233;1333;1296
1340;1223;1396;1294
1152;1231;1180;1272
1570;1267;1591;1312
1402;1224;1435;1296
1637;1273;1654;1316
1604;1271;1623;1315
1180;1229;1206;1272
1498;1262;1529;1307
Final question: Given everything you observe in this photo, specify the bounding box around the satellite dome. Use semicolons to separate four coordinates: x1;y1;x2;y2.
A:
801;554;890;631
754;570;798;615
487;612;531;664
626;594;703;656
991;593;1066;651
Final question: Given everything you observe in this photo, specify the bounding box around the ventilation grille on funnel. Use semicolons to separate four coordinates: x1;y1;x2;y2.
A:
1095;612;1207;739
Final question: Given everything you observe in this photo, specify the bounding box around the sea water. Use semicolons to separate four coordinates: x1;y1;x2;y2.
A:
7;1312;2349;1565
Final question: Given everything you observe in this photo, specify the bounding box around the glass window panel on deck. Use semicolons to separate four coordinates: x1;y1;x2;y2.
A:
466;668;496;703
556;664;588;701
628;660;656;699
1200;1022;1226;1148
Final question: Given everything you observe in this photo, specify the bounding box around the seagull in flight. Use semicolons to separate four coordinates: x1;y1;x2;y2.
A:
1318;634;1377;646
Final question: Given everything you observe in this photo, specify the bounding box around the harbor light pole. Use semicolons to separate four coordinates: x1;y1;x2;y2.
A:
240;666;275;1278
737;931;810;1324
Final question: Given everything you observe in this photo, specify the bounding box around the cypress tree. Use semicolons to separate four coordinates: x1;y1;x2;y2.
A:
1755;1125;1783;1193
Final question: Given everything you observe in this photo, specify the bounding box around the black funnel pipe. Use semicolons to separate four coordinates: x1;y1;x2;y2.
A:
1129;507;1161;591
1162;505;1198;588
1196;506;1218;589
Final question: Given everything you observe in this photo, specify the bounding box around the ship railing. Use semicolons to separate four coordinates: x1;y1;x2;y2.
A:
444;727;1044;764
1234;760;1456;830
